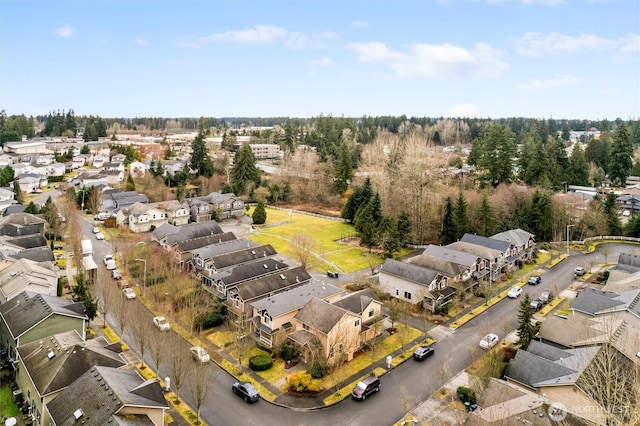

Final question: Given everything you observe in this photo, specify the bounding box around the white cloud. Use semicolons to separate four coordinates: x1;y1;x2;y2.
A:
512;32;619;56
517;74;581;91
55;24;74;38
308;57;333;67
134;38;149;47
346;41;509;79
448;103;480;117
178;25;287;49
351;21;369;28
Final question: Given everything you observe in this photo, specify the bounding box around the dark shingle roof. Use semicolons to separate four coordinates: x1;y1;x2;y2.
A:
11;246;55;262
571;287;624;315
7;234;47;249
491;228;535;247
164;222;222;245
332;289;380;315
191;238;259;261
0;292;87;338
208;244;277;270
212;258;289;288
422;244;479;267
408;254;468;277
294;298;352;334
251;280;342;318
235;266;312;301
379;258;439;286
46;366;168;426
460;233;513;252
174;232;236;253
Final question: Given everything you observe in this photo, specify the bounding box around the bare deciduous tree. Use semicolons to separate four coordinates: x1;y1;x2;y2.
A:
130;304;152;369
149;331;165;377
113;290;130;342
289;233;316;269
188;361;216;425
95;269;116;328
169;334;189;404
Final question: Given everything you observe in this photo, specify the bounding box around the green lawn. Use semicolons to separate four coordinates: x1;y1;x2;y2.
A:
0;387;21;419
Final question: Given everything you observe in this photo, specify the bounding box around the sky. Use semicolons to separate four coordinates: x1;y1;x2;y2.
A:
1;0;639;120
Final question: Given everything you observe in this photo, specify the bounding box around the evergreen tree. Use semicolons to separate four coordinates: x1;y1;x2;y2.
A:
625;215;640;237
334;141;353;194
517;294;540;350
252;201;267;225
231;143;260;195
567;144;590;186
477;193;494;236
378;216;401;258
604;192;623;235
440;197;456;245
12;180;22;203
125;174;136;192
528;190;553;241
341;177;373;222
24;202;40;214
0;165;14;187
354;193;382;233
545;137;569;189
454;191;469;240
475;124;516;186
80;144;90;154
72;274;97;321
154;160;164;177
189;117;214;178
609;123;633;186
396;211;412;244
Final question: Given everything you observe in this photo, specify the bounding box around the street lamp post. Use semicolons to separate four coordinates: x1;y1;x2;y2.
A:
134;258;147;294
566;225;574;255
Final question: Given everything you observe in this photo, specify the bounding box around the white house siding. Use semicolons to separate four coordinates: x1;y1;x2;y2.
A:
378;273;427;304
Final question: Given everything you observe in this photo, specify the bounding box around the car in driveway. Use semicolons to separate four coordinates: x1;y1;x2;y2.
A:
351;376;380;400
530;299;544;312
528;276;541;285
152;316;171;331
95;232;104;240
479;333;499;349
413;346;435;361
574;267;586;277
507;286;523;299
232;381;259;403
190;346;210;363
123;287;136;300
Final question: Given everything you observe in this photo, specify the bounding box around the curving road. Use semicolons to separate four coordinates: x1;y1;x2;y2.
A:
83;214;633;426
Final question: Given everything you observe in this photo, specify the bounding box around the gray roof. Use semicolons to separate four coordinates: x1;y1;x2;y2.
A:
460;233;513;252
332;289;381;315
294;298;353;334
446;241;502;261
211;258;289;288
506;340;599;388
408;254;468;277
616;252;640;273
0;212;46;227
491;228;535;247
191;238;258;261
16;330;125;396
236;266;313;302
164;222;222;245
422;244;479;267
0;292;87;338
251;280;342;318
379;258;439;286
208;244;277;270
571;287;626;315
174;232;237;253
6;234;47;249
46;366;168;426
150;223;178;241
11;246;55;262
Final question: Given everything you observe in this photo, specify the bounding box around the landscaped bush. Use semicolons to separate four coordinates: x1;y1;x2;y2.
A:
256;341;274;355
456;386;476;404
288;371;322;392
308;361;326;378
249;354;273;371
280;344;295;361
192;303;226;330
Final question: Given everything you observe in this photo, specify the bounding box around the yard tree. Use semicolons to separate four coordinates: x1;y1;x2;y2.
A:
440;197;456;245
0;165;14;187
12;180;22;203
189;117;214;178
396;211;412;244
603;192;622;235
231;143;260;195
169;334;189;403
130;304;152;369
125;174;136;191
290;233;315;269
334;140;354;194
149;331;165;377
341;177;373;222
476;193;494;236
516;294;540;350
609;122;633;186
454;191;469;240
188;361;215;425
252;201;267;225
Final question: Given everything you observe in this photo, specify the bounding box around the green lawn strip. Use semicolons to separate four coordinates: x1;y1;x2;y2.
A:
323;248;382;274
98;225;112;240
101;324;129;350
391;338;434;367
536;297;565;317
218;358;278;402
206;330;235;348
0;387;21;418
546;253;569;268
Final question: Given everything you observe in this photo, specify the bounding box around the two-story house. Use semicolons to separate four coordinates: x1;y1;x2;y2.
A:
170;232;237;270
417;244;482;290
205;258;289;300
491;228;536;265
459;233;515;274
152;221;223;251
378;258;447;308
330;289;385;350
104;161;125;172
446;241;503;282
194;243;274;277
127;202;167;233
156;200;190;226
187;199;211;223
0;258;59;303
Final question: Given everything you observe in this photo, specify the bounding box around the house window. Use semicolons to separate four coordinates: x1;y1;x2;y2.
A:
262;312;271;325
355;319;360;327
404;291;412;300
395;288;399;296
302;324;309;331
234;297;240;308
368;308;375;318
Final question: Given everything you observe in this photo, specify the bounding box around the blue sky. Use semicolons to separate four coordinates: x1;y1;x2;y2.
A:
1;0;639;120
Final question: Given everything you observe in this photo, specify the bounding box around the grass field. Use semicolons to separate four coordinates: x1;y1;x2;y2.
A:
246;207;388;273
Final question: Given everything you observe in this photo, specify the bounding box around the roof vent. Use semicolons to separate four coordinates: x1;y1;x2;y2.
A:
263;264;268;269
280;274;286;280
73;409;84;420
47;350;55;359
251;250;256;255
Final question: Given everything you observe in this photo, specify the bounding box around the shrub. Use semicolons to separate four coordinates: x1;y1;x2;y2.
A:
308;361;326;378
193;304;227;330
456;386;476;404
288;371;322;393
280;344;295;361
256;341;274;355
434;304;449;315
249;354;273;371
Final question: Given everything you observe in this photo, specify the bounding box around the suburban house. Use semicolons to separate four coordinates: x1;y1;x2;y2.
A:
15;330;126;426
192;238;260;277
204;258;289;300
194;243;275;276
0;212;46;236
0;258;59;303
129;161;147;178
413;244;481;290
288;298;361;366
103;161;125;172
91;154;109;168
151;221;223;250
186;192;244;220
331;289;386;347
156;200;190;226
107;191;149;210
251;280;343;349
446;241;502;281
459;233;515;273
103;169;125;185
0;292;87;360
491;228;536;265
161;160;186;176
18;173;48;193
46;163;66;177
186;199;212;223
111;153;127;163
617;194;640;216
378;258;450;311
170;232;238;269
228;266;312;328
44;366;169;426
0;187;15;202
126;202;167;233
71;154;91;169
77;172;108;188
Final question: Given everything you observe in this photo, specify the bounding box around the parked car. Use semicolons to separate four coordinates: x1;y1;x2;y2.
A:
528;276;541;285
92;227;100;234
232;381;259;403
190;346;210;363
103;255;115;270
413;346;435;361
30;189;43;194
530;299;544;312
479;333;499;349
152;316;171;332
53;243;63;250
539;290;553;304
574;267;586;276
111;269;121;280
95;232;104;240
507;286;523;299
123;287;136;300
351;376;380;400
